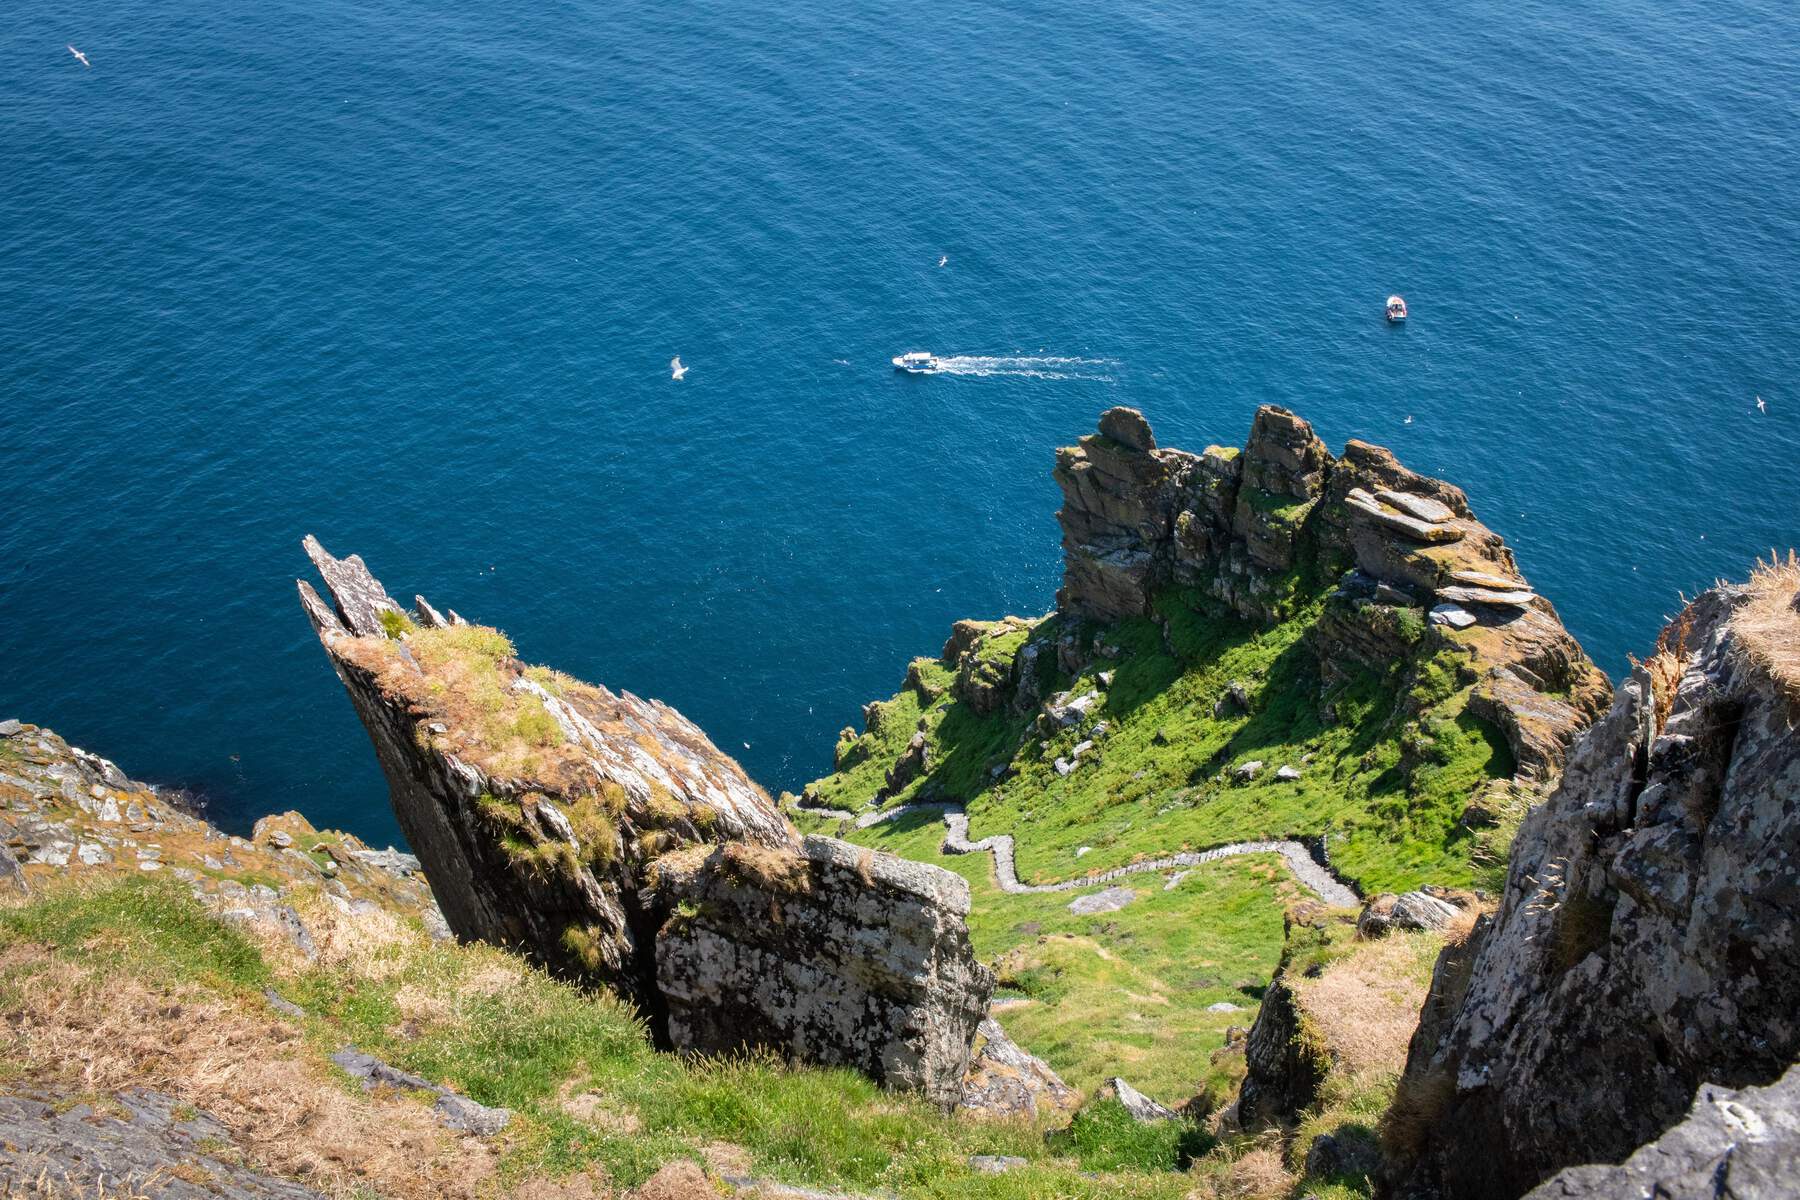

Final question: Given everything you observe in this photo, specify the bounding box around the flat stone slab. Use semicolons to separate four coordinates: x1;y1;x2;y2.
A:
331;1047;511;1135
968;1155;1029;1174
1437;585;1538;607
1345;489;1464;544
1102;1077;1176;1122
1430;603;1479;629
0;1086;325;1198
1449;568;1527;590
1376;489;1456;523
1068;886;1136;915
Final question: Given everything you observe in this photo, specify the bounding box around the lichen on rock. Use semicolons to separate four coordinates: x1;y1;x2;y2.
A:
301;538;992;1100
1383;566;1800;1199
650;835;995;1108
299;535;797;1005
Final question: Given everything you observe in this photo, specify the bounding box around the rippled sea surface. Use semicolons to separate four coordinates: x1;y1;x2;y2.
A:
4;0;1797;843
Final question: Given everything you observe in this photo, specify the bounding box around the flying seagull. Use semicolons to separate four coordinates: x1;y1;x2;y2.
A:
670;356;687;381
68;45;90;68
937;254;948;268
1756;394;1767;413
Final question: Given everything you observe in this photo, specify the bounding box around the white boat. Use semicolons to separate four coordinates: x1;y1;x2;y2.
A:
892;351;940;373
1386;295;1408;322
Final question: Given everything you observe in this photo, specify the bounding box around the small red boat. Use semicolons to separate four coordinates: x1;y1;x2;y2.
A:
1386;295;1408;322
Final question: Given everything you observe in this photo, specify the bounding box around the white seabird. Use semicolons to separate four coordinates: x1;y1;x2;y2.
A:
68;45;90;68
670;356;687;381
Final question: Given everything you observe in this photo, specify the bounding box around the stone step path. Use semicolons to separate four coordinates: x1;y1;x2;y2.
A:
794;801;1359;908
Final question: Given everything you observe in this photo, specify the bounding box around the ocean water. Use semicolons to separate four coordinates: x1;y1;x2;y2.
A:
3;0;1797;846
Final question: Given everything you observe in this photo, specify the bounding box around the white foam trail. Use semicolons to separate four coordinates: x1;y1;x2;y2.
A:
928;355;1115;381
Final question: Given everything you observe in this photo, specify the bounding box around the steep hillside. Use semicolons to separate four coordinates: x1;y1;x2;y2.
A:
804;405;1606;894
0;721;1207;1200
798;406;1605;1109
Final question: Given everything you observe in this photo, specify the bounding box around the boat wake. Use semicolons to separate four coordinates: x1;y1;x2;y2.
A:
928;355;1114;381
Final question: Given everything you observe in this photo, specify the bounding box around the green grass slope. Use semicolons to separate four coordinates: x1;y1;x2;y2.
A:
0;876;1203;1200
805;583;1511;895
812;806;1293;1107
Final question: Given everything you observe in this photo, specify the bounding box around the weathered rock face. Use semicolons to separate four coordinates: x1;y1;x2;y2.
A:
1235;977;1329;1129
1385;575;1800;1199
960;1017;1078;1118
1053;406;1609;779
649;836;993;1108
299;536;797;1006
1521;1063;1800;1200
1356;889;1470;939
302;538;993;1099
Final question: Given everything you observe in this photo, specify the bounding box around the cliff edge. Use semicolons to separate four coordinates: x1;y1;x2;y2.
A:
1385;556;1800;1198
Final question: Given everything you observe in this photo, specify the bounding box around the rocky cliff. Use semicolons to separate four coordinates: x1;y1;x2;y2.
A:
1384;558;1800;1198
1522;1062;1800;1200
1055;405;1610;780
809;406;1609;900
300;538;991;1099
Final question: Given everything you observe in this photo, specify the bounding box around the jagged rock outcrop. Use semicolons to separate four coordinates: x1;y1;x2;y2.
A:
1234;976;1329;1128
299;535;797;1005
1054;405;1609;781
301;539;992;1097
1228;897;1451;1154
649;837;993;1108
1384;566;1800;1199
1522;1063;1800;1200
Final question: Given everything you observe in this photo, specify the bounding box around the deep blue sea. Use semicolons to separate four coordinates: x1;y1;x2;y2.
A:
4;0;1797;846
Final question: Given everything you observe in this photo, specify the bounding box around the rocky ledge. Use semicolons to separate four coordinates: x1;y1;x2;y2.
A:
300;538;992;1101
1384;561;1800;1198
1523;1062;1800;1200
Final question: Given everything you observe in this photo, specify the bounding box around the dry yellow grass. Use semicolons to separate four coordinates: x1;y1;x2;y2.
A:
719;843;813;895
0;946;496;1200
629;1161;714;1200
1733;551;1800;708
282;886;420;978
335;623;583;786
1185;1142;1294;1200
1290;932;1438;1082
0;1168;156;1199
